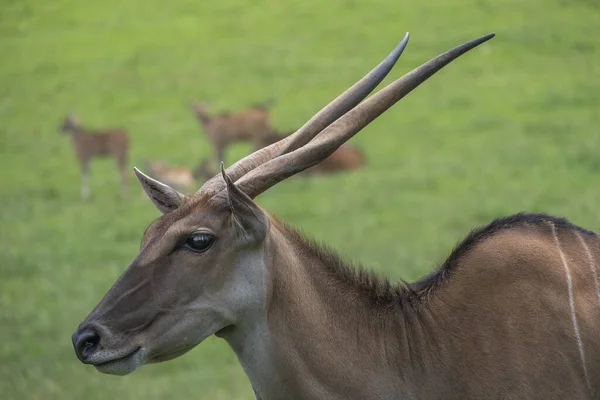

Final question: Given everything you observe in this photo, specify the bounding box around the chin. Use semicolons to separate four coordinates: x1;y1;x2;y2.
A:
93;348;147;376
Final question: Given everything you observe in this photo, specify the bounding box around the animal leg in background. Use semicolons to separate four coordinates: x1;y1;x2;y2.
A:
117;154;128;198
80;160;91;200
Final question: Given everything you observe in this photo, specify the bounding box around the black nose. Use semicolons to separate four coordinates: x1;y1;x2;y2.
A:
72;325;101;362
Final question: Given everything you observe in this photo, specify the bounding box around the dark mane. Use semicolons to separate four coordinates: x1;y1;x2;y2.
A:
281;212;595;309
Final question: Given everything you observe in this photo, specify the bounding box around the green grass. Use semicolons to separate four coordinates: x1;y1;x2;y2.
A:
1;0;599;398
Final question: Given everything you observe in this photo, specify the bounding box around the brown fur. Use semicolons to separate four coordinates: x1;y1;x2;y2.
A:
73;32;599;398
190;100;275;164
274;213;596;307
59;114;129;199
263;213;600;398
77;186;600;398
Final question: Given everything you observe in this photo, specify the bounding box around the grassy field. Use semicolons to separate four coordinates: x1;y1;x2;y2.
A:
1;0;599;398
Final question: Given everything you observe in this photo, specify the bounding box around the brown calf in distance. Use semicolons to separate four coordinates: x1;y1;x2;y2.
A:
73;33;600;398
59;114;129;199
190;99;274;165
258;130;366;174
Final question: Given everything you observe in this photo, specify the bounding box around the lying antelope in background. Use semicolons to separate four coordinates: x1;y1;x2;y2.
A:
59;114;129;199
143;160;197;193
73;32;600;399
143;159;221;193
190;99;275;165
258;130;366;174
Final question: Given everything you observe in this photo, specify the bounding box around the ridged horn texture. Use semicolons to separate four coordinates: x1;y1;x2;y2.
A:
200;32;495;200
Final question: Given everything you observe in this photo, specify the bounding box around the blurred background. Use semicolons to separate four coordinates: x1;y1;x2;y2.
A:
1;0;599;398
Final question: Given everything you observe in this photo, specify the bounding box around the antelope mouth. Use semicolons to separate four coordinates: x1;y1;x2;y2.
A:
91;347;146;376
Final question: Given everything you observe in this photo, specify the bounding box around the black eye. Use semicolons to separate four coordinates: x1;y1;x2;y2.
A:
183;232;214;253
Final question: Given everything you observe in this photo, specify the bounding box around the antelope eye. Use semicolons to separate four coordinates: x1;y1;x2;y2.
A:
183;232;214;253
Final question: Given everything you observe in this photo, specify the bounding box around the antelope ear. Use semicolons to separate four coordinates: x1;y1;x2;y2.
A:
134;167;184;214
221;164;268;240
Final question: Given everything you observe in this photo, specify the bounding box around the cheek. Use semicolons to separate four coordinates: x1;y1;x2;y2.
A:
143;304;225;354
167;247;266;319
155;255;240;332
218;250;268;313
169;251;232;302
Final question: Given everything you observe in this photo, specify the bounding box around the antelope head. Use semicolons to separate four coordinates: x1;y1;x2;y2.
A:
189;100;213;115
59;113;80;134
72;32;494;375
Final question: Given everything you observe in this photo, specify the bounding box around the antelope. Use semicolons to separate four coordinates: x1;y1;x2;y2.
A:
59;114;129;199
142;159;221;192
190;99;275;165
258;130;366;174
72;32;600;399
143;160;196;193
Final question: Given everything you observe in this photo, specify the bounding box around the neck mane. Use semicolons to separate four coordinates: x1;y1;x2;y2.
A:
226;218;434;398
277;212;597;308
276;221;425;310
226;212;597;399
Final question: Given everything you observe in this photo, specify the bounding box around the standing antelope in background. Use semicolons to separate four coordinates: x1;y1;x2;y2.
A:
73;32;600;399
258;130;366;174
59;114;129;199
190;99;275;165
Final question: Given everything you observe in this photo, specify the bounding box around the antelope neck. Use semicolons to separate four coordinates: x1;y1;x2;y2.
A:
220;221;426;399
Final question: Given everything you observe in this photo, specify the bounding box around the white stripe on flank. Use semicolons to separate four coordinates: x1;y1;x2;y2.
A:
549;222;591;392
575;230;600;304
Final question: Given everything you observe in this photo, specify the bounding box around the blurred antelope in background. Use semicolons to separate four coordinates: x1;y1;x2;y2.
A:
143;159;221;193
59;114;129;199
258;130;366;174
73;33;600;399
143;160;197;193
190;99;275;164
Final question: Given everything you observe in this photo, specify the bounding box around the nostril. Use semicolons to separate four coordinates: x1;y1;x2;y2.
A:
81;332;100;353
74;328;101;362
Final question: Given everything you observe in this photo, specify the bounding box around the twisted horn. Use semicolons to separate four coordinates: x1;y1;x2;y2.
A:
234;33;495;198
198;33;411;196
